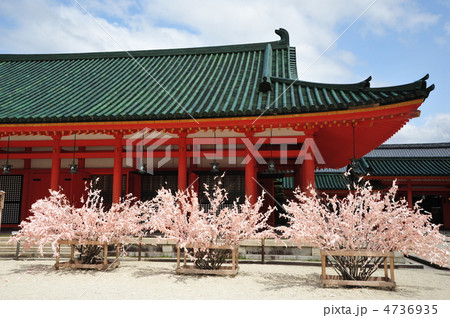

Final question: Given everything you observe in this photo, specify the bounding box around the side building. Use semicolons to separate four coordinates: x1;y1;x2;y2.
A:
282;143;450;229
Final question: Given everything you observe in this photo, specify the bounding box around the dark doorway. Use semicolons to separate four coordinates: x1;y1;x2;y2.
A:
415;195;444;226
0;175;23;224
141;172;178;201
91;174;127;208
198;173;245;204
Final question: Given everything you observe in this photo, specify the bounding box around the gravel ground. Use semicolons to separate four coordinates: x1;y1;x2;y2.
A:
0;259;449;300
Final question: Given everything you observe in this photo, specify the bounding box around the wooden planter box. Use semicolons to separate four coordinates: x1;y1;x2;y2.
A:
54;240;120;270
176;244;239;276
321;250;396;290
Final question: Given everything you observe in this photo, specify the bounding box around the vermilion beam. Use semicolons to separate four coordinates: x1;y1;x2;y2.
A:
0;100;423;135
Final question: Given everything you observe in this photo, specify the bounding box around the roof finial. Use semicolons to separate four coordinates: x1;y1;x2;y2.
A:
275;28;289;45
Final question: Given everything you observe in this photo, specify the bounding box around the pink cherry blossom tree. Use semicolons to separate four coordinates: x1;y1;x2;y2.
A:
281;178;450;281
10;182;152;265
149;178;274;270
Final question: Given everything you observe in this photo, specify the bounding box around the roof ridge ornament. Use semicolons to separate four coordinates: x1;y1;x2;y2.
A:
363;76;372;88
275;28;289;45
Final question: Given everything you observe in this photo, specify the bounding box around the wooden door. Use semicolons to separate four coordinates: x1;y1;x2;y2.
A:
60;172;91;207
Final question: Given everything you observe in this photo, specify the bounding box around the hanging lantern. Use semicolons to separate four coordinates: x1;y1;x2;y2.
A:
211;160;220;174
137;131;147;174
265;129;276;174
2;136;12;174
69;163;78;174
2;163;12;174
69;134;78;174
347;125;363;176
138;162;147;174
266;159;276;173
211;130;219;173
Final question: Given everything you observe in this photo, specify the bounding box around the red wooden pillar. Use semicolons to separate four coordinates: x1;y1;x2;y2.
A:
50;133;61;191
300;138;315;192
178;131;187;191
189;171;198;193
112;133;123;203
245;133;258;204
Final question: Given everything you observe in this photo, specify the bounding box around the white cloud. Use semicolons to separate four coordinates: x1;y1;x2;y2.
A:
434;17;450;46
386;114;450;144
0;2;439;54
0;0;203;53
362;0;440;35
0;0;368;83
0;0;445;86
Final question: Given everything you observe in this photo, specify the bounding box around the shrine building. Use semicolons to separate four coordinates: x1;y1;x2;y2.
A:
0;28;442;230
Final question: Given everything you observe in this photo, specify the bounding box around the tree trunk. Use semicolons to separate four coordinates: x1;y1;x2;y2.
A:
76;245;103;264
191;248;231;270
329;255;385;281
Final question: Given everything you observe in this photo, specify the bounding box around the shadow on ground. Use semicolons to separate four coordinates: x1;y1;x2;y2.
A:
131;266;174;278
258;272;322;291
4;260;119;278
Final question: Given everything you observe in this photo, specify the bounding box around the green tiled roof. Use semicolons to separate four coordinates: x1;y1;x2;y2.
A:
281;176;294;189
282;173;388;191
282;174;349;190
282;174;381;191
281;143;449;192
0;29;434;124
361;157;450;176
315;173;349;190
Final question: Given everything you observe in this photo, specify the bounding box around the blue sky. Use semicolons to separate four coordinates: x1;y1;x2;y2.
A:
0;0;449;144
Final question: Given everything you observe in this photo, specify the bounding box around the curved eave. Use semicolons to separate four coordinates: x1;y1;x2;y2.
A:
272;73;432;91
0;87;431;125
269;75;433;111
313;99;426;169
271;75;372;90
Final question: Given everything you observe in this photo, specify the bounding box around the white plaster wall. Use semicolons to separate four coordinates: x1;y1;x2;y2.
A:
32;147;52;152
85;146;114;151
7;135;52;141
61;158;77;169
85;158;114;168
188;129;246;138
2;159;24;169
31;159;52;169
62;133;114;140
254;128;305;137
